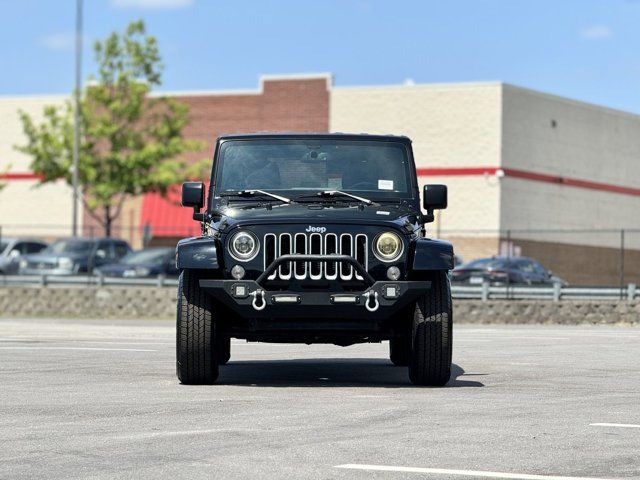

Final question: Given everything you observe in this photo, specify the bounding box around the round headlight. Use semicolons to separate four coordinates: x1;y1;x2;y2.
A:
374;231;403;262
229;230;259;261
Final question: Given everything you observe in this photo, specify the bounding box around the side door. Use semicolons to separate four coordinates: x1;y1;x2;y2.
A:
514;259;536;284
94;240;115;267
531;260;552;284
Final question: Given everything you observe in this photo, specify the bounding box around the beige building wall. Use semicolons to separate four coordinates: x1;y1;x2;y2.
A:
501;84;640;249
330;82;504;261
0;95;78;239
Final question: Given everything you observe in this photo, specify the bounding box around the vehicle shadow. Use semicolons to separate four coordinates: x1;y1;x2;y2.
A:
217;359;485;388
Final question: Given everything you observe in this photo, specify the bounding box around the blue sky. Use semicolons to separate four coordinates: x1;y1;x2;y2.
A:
1;0;639;112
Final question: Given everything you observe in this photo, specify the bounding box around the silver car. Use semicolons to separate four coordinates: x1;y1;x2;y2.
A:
0;237;48;274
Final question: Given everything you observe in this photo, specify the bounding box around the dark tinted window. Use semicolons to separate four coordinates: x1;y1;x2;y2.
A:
46;240;94;254
461;258;509;270
12;242;27;254
514;260;535;273
96;241;113;258
114;242;130;258
121;249;170;265
25;242;47;254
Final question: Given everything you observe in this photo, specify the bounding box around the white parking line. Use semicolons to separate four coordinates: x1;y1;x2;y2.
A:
590;423;640;429
0;347;156;352
335;464;619;480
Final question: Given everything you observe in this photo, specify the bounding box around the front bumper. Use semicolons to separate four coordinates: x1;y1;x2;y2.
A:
199;279;430;319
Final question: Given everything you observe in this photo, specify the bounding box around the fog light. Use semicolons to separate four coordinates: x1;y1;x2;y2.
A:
233;284;247;297
231;265;245;279
386;266;401;280
384;285;399;299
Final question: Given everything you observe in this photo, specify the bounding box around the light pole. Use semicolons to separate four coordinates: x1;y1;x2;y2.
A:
72;0;83;237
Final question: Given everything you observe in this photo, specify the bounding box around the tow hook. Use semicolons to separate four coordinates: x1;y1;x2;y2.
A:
363;290;380;312
251;289;266;311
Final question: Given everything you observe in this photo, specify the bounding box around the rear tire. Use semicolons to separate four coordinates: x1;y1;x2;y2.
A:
408;271;453;386
217;335;231;365
176;270;219;384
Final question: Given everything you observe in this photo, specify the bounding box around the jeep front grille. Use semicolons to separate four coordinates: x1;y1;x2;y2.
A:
263;233;368;281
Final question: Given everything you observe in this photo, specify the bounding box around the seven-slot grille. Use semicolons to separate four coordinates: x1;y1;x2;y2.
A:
263;233;368;281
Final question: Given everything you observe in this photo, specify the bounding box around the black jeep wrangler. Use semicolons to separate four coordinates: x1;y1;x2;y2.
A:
176;133;454;386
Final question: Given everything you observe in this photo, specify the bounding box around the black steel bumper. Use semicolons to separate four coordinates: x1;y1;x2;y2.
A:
199;279;430;318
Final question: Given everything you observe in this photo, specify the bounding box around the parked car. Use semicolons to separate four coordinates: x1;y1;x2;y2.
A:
0;238;48;274
450;256;567;286
95;247;178;278
19;237;132;275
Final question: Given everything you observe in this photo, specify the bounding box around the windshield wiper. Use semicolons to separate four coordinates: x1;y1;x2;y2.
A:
221;190;292;204
298;190;373;205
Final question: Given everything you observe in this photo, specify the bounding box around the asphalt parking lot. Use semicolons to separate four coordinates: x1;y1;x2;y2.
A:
0;318;639;480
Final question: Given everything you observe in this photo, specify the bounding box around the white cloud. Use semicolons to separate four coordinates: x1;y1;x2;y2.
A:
580;25;613;39
110;0;193;9
40;32;77;51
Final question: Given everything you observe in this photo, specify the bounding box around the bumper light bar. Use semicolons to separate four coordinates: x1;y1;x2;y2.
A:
271;295;300;304
330;295;360;304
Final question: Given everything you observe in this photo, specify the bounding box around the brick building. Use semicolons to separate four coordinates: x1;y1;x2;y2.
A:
1;74;639;284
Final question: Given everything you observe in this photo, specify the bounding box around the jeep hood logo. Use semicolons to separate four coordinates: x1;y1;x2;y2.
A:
305;226;327;233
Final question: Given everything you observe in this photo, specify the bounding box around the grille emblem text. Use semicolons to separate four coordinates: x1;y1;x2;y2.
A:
305;226;327;233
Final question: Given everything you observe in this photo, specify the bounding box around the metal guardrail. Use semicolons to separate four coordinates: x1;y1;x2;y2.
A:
0;275;637;301
451;282;638;301
0;274;178;288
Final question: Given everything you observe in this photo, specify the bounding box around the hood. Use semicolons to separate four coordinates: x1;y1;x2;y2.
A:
98;262;162;276
22;252;89;263
214;202;422;231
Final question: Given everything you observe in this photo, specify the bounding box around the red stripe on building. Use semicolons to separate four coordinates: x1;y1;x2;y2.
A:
502;168;640;197
0;172;43;180
417;166;640;197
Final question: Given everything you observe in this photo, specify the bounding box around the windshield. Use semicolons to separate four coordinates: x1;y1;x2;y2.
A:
0;241;9;254
121;249;169;265
215;139;413;200
45;240;94;255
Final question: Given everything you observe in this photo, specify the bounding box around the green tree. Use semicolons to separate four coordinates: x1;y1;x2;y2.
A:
17;20;204;236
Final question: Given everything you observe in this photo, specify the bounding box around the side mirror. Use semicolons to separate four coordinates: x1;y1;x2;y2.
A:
422;184;447;223
182;182;205;221
8;249;20;259
95;249;107;259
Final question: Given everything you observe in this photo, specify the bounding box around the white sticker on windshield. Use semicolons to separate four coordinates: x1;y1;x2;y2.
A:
378;179;394;190
327;177;342;190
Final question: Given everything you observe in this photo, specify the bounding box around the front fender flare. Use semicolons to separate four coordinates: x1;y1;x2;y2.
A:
176;237;219;270
412;238;454;271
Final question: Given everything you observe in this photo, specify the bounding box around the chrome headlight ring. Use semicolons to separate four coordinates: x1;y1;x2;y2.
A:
373;231;404;262
228;230;260;262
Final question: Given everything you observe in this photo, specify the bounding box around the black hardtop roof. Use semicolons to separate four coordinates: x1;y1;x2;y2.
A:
216;132;412;144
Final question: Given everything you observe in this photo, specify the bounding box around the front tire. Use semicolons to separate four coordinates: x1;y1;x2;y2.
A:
176;270;219;384
408;271;453;386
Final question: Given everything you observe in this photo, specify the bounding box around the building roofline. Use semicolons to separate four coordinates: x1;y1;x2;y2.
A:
502;82;640;120
332;80;504;92
151;72;332;98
